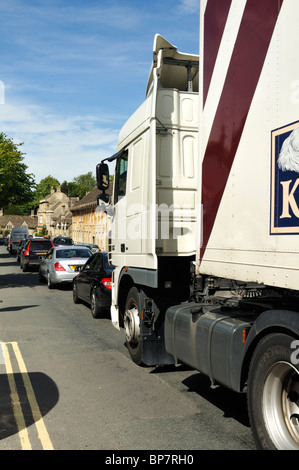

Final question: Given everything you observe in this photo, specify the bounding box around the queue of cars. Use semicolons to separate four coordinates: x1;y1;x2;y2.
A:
9;235;114;318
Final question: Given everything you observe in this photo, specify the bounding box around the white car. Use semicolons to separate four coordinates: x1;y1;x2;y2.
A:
39;246;92;289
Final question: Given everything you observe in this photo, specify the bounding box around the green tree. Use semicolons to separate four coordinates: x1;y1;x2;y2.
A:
0;133;36;211
73;172;96;199
61;180;79;198
33;176;60;205
61;172;96;199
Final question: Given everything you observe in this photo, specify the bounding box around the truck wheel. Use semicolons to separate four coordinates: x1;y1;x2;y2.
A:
124;287;143;365
248;333;299;450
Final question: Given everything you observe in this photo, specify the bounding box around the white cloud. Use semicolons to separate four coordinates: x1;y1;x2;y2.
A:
0;0;200;186
177;0;200;14
0;102;120;183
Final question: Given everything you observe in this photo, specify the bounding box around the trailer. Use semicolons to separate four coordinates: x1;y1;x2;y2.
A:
97;0;299;450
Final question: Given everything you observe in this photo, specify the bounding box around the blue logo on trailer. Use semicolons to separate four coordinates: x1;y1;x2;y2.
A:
271;121;299;234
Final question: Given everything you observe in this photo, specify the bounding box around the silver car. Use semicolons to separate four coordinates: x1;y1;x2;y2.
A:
39;246;92;289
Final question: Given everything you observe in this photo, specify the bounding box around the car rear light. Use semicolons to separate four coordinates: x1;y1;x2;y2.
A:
54;262;66;272
101;277;112;290
24;249;29;256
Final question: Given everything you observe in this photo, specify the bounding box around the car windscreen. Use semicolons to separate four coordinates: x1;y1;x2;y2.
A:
11;232;28;240
56;249;91;259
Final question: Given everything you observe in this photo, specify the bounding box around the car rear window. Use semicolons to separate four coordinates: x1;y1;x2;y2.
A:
56;249;91;259
29;240;53;251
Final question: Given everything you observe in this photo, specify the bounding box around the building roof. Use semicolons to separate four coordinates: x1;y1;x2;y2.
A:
71;187;112;212
0;215;38;230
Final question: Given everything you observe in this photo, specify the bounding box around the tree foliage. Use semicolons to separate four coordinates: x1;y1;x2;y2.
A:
0;133;36;212
61;172;96;199
33;176;60;205
0;132;99;215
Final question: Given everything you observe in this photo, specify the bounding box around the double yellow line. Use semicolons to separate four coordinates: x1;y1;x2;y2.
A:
2;342;54;450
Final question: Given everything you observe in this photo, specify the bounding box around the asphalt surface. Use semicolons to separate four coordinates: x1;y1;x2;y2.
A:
0;245;255;451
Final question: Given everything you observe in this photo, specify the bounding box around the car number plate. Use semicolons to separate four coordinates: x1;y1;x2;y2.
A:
37;252;47;255
71;265;79;270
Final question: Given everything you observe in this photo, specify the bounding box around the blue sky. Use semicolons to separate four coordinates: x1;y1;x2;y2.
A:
0;0;200;184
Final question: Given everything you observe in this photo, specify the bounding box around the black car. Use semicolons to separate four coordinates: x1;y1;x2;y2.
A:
72;252;114;318
53;236;74;246
20;238;54;271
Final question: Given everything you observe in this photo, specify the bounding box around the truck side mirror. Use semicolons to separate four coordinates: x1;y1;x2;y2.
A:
97;193;110;204
96;162;110;203
96;163;110;191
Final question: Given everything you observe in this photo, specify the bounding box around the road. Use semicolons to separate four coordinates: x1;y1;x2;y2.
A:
0;245;255;451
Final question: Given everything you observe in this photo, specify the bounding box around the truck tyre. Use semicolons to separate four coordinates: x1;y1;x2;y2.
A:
248;333;299;450
124;287;143;365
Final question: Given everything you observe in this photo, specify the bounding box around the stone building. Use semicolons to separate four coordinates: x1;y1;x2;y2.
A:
36;186;78;238
0;210;38;235
71;187;112;251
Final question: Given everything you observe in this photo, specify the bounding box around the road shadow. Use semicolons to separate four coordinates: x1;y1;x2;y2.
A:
182;372;250;427
0;252;14;260
0;272;40;289
0;372;59;441
0;273;73;290
152;365;250;427
0;262;19;267
78;299;111;320
0;305;39;312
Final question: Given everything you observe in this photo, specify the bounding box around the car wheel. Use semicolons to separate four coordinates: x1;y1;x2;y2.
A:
73;282;80;304
90;288;102;318
47;272;54;289
38;269;44;282
22;263;27;272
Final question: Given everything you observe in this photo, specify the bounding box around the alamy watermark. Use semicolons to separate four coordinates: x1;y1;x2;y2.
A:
97;201;201;243
291;340;299;365
0;81;5;104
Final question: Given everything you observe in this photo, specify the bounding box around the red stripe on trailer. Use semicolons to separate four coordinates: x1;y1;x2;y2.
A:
200;0;284;261
203;0;232;106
